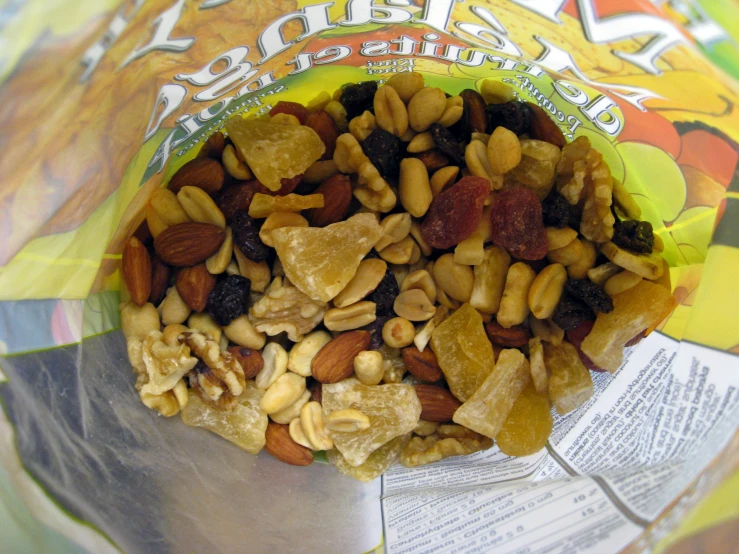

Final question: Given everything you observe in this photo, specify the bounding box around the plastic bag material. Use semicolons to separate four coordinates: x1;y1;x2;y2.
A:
1;1;738;552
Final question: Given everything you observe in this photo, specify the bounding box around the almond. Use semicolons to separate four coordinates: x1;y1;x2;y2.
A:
526;102;566;149
311;330;371;384
415;149;449;172
168;157;225;195
122;237;152;307
149;256;170;305
264;422;314;466
175;264;216;312
196;131;226;161
153;222;225;267
308;379;322;404
459;89;487;134
413;384;461;422
402;346;443;382
307;174;352;227
305;109;339;160
227;346;264;379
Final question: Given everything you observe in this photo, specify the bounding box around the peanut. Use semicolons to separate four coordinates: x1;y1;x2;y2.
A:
187;312;222;344
587;262;621;286
159;286;191;326
407;131;435;153
454;234;485;266
410;221;433;257
375;212;412;251
353;350;384;385
529;337;548;393
437;96;464;127
487;126;521;175
401;270;437;305
255;342;289;390
325;100;348;132
121;302;160;340
223;315;266;350
270;113;301;126
408;240;422;265
306;91;331;112
465;140;499;187
567;239;596;279
399;158;433;217
470;246;511;314
325;409;371;433
528;263;567;319
301;401;333;450
260;373;306;414
605;270;642;296
348;110;376;142
287;330;332;377
394;289;435;321
334;258;387;308
497;262;536;328
323;301;377;331
546;227;578;251
480;80;515;104
270;389;311;425
205;226;233;274
386;71;424;103
374;86;408;136
288;418;314;449
547;238;583;266
528;314;564;346
259;212;309;247
378;235;415;265
471;132;491;145
408;87;447;132
430;166;459;197
382;317;416;348
177;186;226;229
433;253;474;303
148;188;191;232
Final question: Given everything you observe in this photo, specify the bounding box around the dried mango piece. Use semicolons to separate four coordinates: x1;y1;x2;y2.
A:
271;213;383;303
226;117;325;191
529;337;548;393
180;384;267;454
400;425;493;468
452;349;530;439
431;304;495;402
581;280;676;372
248;193;324;218
328;433;410;482
496;383;552;456
322;378;421;467
544;342;593;414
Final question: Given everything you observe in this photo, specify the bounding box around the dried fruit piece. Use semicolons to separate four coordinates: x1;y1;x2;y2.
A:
328;434;410;482
544;342;594;414
272;213;383;302
485;321;530;347
362;128;402;178
340;81;378;120
489;187;548;260
509;140;561;200
231;211;270;262
496;383;552;456
361;315;392;350
581;280;676;372
181;386;268;454
600;241;664;280
551;290;594;331
248;193;324;219
206;274;251;326
269;101;309;124
485;101;531;136
217;183;257;223
430;123;464;166
421;176;489;249
400;425;493;467
565;320;605;372
452;348;531;439
322;378;421;467
542;190;570;228
612;219;654;254
305;109;339;160
368;268;400;317
226;118;325;191
431;304;495;402
564;279;613;314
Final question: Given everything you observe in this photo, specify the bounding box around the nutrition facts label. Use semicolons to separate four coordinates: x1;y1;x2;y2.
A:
381;333;739;553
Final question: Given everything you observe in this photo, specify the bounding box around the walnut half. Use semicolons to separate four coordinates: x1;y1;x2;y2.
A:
400;424;493;467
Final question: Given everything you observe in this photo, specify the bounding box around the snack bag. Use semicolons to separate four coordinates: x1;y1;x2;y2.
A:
1;1;738;553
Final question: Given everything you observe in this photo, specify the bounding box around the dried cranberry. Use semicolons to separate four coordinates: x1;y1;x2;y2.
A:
421;176;489;249
430;123;464;166
486;101;532;136
542;190;570;228
362;128;401;178
565;279;613;314
551;291;594;331
206;275;251;326
340;81;378;120
489;187;548;260
566;320;606;372
368;270;399;317
232;211;270;262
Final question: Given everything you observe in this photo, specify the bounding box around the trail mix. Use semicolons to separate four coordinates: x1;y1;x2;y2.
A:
120;73;677;481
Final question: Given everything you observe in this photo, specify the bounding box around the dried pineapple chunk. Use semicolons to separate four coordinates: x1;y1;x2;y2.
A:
581;280;676;372
248;193;324;218
452;349;530;439
271;213;383;302
496;383;552;456
544;342;593;414
226;117;325;191
180;384;268;454
322;378;421;467
431;304;495;402
328;433;410;482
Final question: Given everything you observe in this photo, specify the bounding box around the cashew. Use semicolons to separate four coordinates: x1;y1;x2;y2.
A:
159;287;191;326
255;342;289;390
260;372;306;414
433;253;474;303
121;302;161;340
223;315;266;350
325;100;348;132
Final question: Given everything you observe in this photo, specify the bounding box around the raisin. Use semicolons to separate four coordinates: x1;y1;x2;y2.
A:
612;219;654;254
361;315;392;350
421;176;489;249
362;128;402;178
369;269;400;317
551;292;594;331
340;81;378;120
206;274;251;326
269;101;309;125
565;279;614;314
430;123;465;166
486;101;532;136
542;190;570;228
217;182;258;223
232;211;270;262
566;320;606;372
485;321;530;347
489;186;548;260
